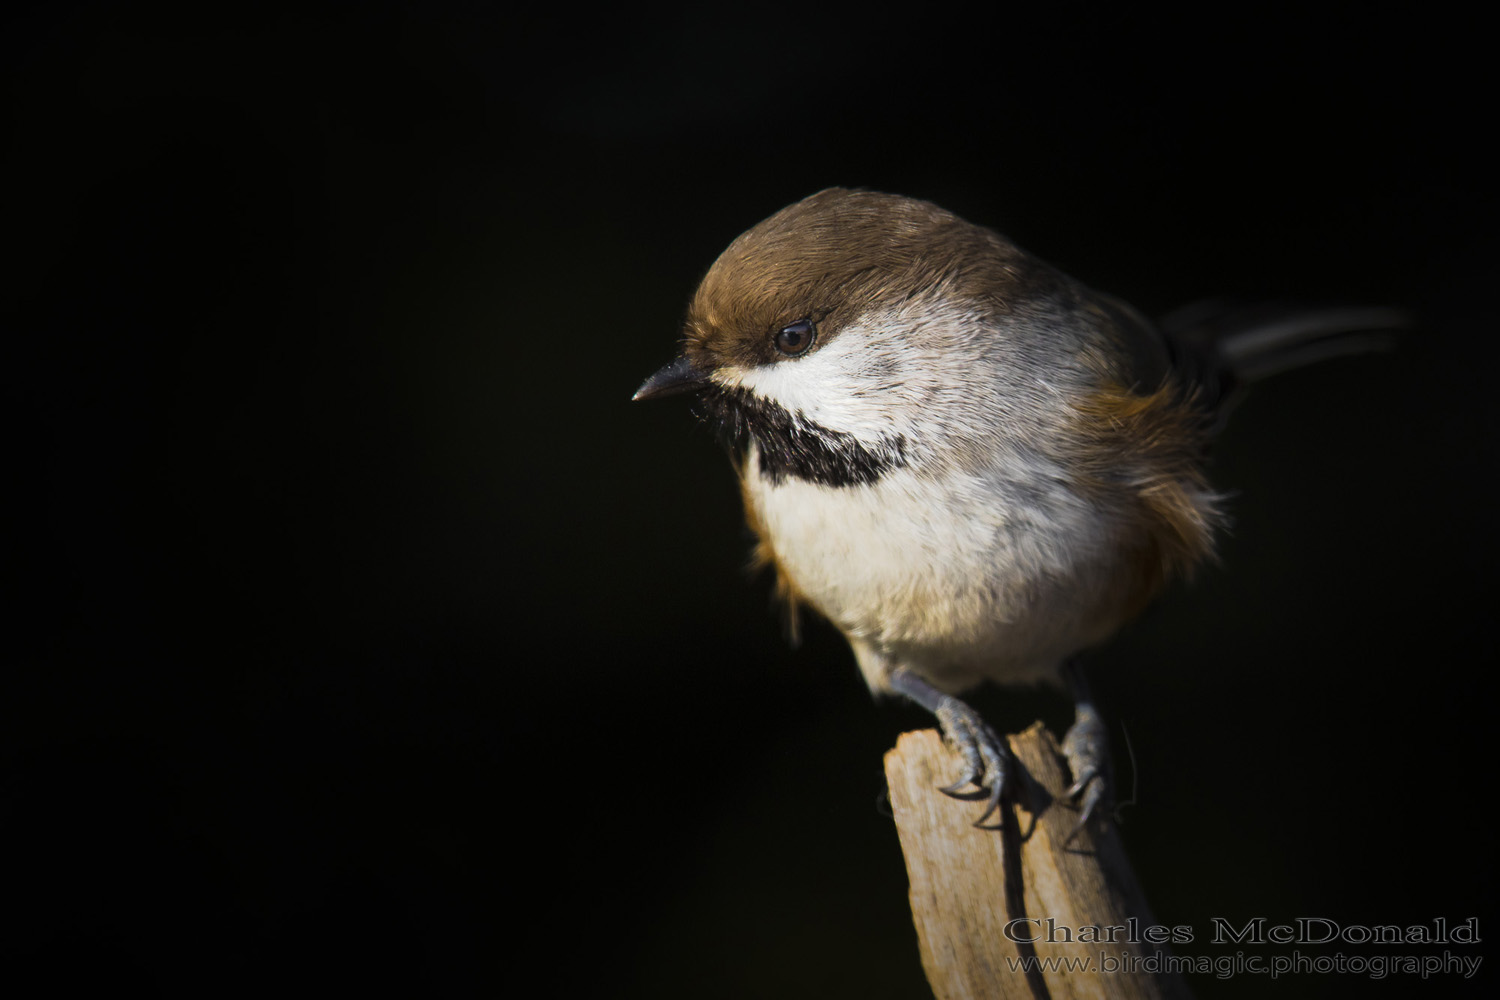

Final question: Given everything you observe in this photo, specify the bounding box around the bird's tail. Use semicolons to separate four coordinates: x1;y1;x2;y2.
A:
1161;300;1412;415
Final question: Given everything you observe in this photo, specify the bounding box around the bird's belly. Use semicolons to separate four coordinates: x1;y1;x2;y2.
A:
745;461;1126;692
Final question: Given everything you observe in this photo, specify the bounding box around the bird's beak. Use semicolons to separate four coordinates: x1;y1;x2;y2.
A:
633;356;711;401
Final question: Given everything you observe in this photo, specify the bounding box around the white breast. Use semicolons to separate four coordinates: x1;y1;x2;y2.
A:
745;447;1126;695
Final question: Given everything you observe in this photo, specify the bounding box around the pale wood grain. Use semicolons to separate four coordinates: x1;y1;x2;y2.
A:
884;725;1192;1000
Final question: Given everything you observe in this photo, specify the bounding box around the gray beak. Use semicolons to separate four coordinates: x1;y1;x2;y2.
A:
633;356;711;401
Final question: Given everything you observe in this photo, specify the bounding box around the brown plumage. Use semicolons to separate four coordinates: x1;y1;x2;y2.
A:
637;188;1403;829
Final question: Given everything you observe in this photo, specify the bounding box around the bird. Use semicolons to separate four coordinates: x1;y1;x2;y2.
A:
634;188;1403;832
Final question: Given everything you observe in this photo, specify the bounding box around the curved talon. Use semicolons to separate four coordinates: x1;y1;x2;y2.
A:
1065;767;1098;801
1061;694;1111;844
940;728;985;795
1075;775;1106;826
932;696;1011;824
887;670;1012;824
971;723;1008;825
939;777;979;796
973;771;1006;826
1063;773;1107;845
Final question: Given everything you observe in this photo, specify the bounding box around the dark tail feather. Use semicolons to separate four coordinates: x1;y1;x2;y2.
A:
1160;300;1413;414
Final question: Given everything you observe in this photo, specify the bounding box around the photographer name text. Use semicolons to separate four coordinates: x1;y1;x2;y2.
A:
1002;916;1480;946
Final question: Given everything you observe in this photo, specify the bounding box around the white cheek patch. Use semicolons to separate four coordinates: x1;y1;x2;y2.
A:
719;334;882;434
715;306;977;444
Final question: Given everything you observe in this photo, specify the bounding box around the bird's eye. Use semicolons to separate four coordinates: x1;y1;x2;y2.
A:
775;318;816;357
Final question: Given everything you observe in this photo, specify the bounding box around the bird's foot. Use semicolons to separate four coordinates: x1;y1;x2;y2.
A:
932;695;1012;826
888;669;1012;826
1060;700;1110;844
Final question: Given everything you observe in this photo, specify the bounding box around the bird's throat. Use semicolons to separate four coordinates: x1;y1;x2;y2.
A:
694;385;908;488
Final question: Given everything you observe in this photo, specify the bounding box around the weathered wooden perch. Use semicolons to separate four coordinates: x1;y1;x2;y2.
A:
884;725;1192;1000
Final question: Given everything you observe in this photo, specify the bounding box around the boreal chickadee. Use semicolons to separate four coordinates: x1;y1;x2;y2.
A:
635;188;1403;831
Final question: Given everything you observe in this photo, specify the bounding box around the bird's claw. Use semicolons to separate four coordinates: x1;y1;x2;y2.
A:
933;696;1010;825
1060;703;1111;844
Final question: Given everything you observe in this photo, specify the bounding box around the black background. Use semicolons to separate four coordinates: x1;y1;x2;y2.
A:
7;2;1494;996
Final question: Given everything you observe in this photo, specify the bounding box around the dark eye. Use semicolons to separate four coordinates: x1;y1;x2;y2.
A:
775;318;816;357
